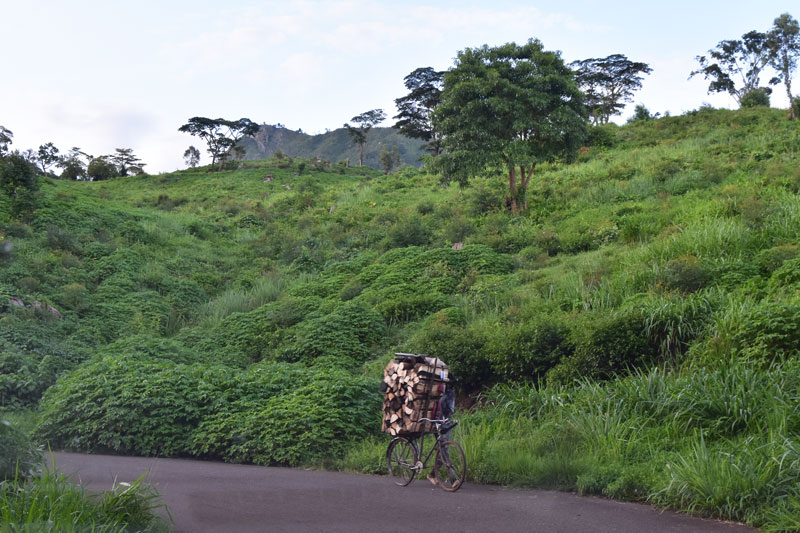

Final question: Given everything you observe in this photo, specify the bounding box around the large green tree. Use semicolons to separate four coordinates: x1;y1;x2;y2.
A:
178;117;259;170
393;67;445;155
768;13;800;119
570;54;652;125
433;39;587;213
0;153;39;217
344;109;386;167
690;30;775;106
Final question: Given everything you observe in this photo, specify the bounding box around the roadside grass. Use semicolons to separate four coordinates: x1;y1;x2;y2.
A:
340;357;800;530
0;466;168;533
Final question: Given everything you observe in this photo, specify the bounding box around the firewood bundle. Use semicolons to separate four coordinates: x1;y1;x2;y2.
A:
381;353;449;436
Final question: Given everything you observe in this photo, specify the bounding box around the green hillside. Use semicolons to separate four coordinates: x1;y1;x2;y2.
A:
3;106;800;529
240;124;428;169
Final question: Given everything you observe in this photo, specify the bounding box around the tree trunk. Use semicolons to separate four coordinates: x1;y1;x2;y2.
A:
508;166;518;213
359;143;365;167
787;78;795;120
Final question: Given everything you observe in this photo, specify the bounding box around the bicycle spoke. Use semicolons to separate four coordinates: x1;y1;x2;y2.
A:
434;441;466;492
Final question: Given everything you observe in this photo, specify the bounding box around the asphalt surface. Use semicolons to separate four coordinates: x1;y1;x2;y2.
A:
52;452;756;533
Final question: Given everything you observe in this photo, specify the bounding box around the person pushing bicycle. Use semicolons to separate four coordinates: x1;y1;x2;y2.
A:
428;377;456;487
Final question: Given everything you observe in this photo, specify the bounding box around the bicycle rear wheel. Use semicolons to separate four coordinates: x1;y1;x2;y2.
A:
434;441;466;492
386;437;417;486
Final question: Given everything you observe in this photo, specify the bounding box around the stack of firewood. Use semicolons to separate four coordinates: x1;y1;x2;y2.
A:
381;353;449;436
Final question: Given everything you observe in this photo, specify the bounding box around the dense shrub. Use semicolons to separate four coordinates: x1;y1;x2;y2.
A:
548;311;657;384
37;357;211;455
387;217;432;247
197;371;380;466
739;88;771;108
280;300;386;363
1;419;41;479
37;357;380;466
0;154;39;217
586;124;620;148
407;310;492;391
487;318;572;382
732;297;800;358
657;255;710;293
0;317;88;406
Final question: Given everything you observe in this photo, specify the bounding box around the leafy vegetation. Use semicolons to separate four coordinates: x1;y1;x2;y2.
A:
2;105;800;529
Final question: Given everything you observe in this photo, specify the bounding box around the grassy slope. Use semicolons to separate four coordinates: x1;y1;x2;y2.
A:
2;106;800;529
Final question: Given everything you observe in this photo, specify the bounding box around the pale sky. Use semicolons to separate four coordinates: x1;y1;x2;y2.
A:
1;1;797;172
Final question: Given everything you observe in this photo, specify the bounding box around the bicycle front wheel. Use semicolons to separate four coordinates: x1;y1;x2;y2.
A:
386;437;417;486
434;441;466;492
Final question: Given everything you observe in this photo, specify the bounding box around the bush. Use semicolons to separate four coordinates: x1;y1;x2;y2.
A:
38;356;382;467
740;88;771;108
37;357;212;455
733;297;800;358
200;371;380;466
586;124;620;148
387;218;431;247
657;255;709;293
468;180;505;215
487;318;573;382
0;419;41;480
280;300;386;363
408;312;492;392
548;311;657;384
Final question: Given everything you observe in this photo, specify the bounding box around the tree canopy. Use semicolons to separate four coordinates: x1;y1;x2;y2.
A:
178;117;259;170
0;153;39;217
691;30;775;106
0;126;13;157
36;143;60;174
570;54;652;125
110;148;145;176
184;146;200;168
344;109;386;167
393;67;445;155
433;39;587;213
768;13;800;119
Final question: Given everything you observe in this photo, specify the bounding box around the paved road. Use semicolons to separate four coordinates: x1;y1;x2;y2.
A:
52;452;755;533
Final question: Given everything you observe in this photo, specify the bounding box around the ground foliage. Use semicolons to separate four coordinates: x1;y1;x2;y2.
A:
1;106;800;528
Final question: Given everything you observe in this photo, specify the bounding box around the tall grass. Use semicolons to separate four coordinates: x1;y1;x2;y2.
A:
198;275;286;327
0;467;167;532
387;358;800;530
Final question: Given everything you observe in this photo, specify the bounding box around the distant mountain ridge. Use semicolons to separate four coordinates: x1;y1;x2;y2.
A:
239;124;428;169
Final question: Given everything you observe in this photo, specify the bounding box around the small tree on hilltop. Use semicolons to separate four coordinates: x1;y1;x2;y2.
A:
178;117;259;170
433;39;587;213
87;156;118;181
57;147;88;180
184;145;200;168
344;109;386;167
379;145;401;175
36;142;60;175
570;54;652;125
690;30;776;107
110;148;145;176
0;126;13;158
394;67;445;155
768;13;800;119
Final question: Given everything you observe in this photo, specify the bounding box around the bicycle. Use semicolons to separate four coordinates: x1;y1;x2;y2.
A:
386;417;466;492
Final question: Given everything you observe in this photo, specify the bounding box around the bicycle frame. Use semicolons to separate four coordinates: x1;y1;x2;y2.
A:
410;418;453;472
